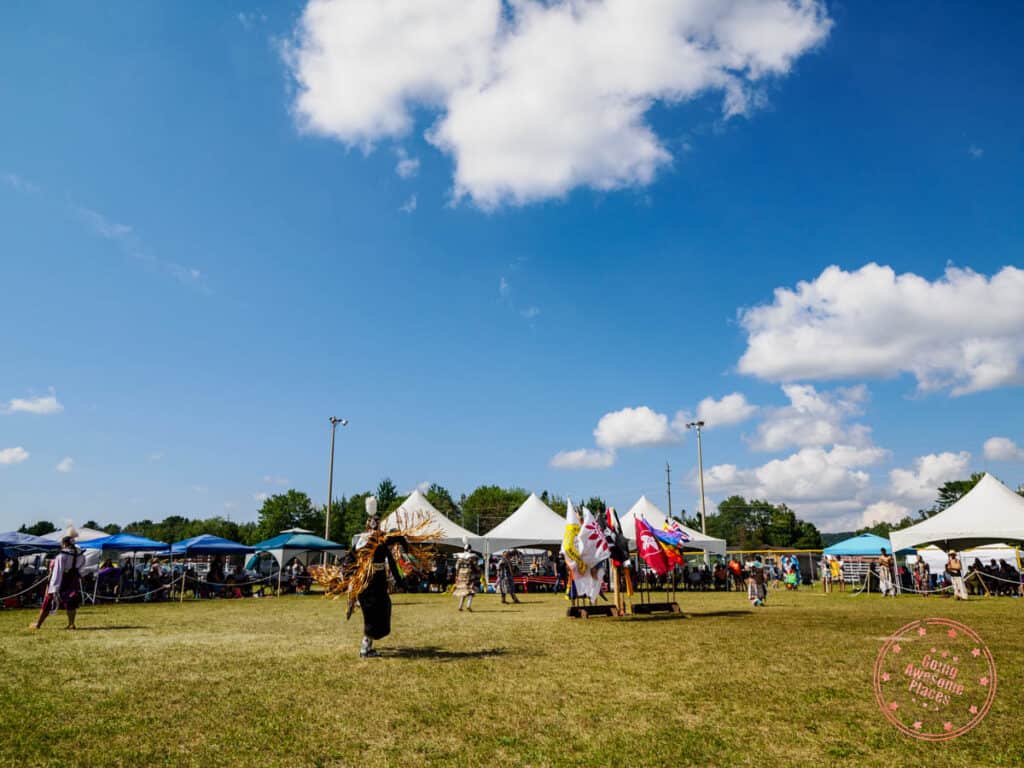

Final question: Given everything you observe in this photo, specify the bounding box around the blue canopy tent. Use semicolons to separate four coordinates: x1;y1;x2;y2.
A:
823;533;914;557
167;534;254;556
251;531;345;593
80;533;173;600
0;531;60;558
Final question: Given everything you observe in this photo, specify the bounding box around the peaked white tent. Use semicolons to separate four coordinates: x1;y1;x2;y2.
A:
383;489;484;549
620;495;727;557
484;493;566;549
891;473;1024;552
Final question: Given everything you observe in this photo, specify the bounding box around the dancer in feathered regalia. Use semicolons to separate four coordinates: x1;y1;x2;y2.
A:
313;497;438;658
452;538;480;612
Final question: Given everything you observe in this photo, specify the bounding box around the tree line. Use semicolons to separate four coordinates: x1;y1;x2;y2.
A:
21;473;1014;551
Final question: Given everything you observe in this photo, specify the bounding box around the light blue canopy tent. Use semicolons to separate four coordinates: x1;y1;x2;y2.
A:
79;533;169;552
166;534;254;556
251;531;345;592
0;531;60;558
823;533;914;557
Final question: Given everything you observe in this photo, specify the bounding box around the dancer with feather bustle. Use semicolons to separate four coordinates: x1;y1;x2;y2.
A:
312;496;438;658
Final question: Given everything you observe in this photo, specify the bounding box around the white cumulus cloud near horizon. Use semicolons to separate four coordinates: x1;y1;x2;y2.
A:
56;457;74;473
738;263;1024;395
285;0;832;208
983;437;1024;462
5;389;63;415
888;451;972;504
749;384;870;452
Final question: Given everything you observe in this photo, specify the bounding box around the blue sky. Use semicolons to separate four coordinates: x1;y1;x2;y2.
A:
1;1;1022;533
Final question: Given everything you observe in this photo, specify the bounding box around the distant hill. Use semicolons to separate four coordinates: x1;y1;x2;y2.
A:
820;531;855;548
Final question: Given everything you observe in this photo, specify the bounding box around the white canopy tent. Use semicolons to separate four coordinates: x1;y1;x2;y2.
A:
891;473;1024;553
39;526;110;575
620;495;727;557
383;489;484;550
484;493;566;550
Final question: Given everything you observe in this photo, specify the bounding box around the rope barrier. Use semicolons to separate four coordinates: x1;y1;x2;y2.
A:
0;574;49;601
91;573;185;601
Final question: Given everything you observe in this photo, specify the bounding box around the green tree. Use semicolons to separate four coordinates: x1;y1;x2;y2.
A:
18;520;57;536
935;473;985;511
425;483;460;521
375;478;399;512
255;490;319;541
461;485;529;534
584;497;607;515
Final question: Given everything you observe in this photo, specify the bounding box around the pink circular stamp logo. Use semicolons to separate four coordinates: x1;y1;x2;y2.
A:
873;617;996;741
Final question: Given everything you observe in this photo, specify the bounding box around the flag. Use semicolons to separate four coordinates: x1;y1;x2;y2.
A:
572;507;608;603
635;518;670;576
560;499;601;602
664;519;692;543
605;507;629;565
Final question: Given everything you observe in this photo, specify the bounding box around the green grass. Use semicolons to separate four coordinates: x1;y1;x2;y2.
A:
1;589;1022;767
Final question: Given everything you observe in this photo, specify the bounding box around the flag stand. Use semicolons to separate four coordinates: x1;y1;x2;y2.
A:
632;558;680;615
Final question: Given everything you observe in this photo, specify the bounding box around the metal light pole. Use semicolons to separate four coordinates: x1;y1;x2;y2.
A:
324;416;348;563
686;420;708;564
665;462;673;520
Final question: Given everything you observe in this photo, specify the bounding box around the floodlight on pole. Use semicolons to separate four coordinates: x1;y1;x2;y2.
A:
324;416;348;563
685;420;708;562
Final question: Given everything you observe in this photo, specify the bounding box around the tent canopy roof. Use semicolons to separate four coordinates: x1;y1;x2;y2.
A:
890;473;1024;552
823;532;912;556
383;489;483;549
79;532;168;551
42;527;110;542
252;532;344;552
619;495;727;556
0;531;60;556
484;493;565;548
168;534;255;556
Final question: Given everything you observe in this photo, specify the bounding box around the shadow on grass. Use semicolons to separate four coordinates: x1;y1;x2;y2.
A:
383;646;508;660
683;610;751;619
75;625;149;631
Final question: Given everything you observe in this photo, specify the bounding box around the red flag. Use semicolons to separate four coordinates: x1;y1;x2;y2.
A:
635;518;670;576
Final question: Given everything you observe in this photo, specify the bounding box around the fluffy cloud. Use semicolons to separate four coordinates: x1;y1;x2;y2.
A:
551;404;680;469
738;264;1024;395
594;406;678;450
263;475;289;486
695;393;757;427
889;451;972;503
0;446;29;465
858;500;911;529
704;443;886;503
5;390;63;415
56;457;73;473
395;148;420;178
749;384;869;451
287;0;831;207
983;437;1024;462
549;448;616;470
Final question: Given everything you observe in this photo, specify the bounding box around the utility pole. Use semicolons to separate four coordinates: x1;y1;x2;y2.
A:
686;420;708;564
324;416;348;562
665;462;673;520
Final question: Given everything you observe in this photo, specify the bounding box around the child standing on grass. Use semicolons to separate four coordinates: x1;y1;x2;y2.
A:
746;557;766;607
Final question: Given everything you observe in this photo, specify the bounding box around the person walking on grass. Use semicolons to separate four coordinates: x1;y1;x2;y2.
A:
877;548;896;597
29;533;84;631
453;540;479;612
746;556;766;607
831;555;844;593
947;551;968;600
496;551;520;604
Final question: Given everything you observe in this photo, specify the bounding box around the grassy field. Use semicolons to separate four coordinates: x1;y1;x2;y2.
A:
1;588;1021;767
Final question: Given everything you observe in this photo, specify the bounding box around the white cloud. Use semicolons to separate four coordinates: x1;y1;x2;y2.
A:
286;0;831;208
738;264;1024;395
549;448;615;470
148;452;164;462
3;171;41;194
968;145;984;159
984;437;1024;462
238;11;268;30
395;148;420;178
859;500;911;529
594;406;678;450
224;501;238;511
5;389;63;415
56;457;73;473
704;443;885;504
254;492;270;502
520;306;541;320
749;384;869;451
889;451;971;503
695;392;757;427
0;446;29;465
263;475;289;486
399;194;417;213
499;276;510;298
